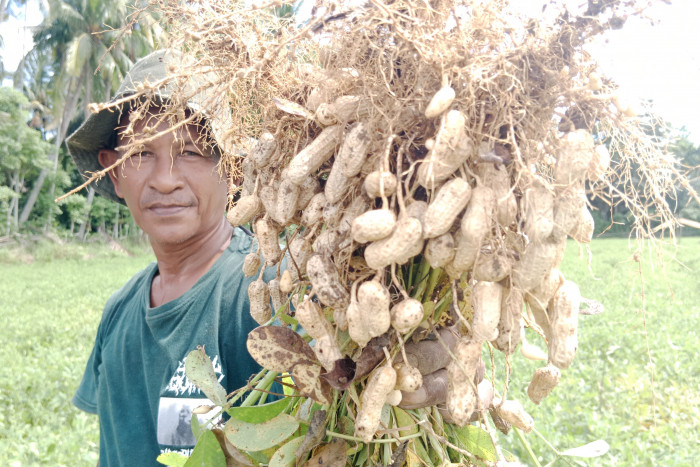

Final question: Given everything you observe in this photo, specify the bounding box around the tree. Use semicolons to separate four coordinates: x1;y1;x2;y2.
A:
17;0;164;230
0;86;52;235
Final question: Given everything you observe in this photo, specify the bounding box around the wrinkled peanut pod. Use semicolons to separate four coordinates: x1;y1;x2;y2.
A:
316;95;367;125
493;287;524;355
274;179;300;225
295;176;320;211
268;277;282;314
251;132;277;169
258;184;278;221
405;200;428;223
254;217;282;266
527;363;561;404
288;236;313;282
287;125;343;185
364;170;397;198
425;233;456;268
424;85;455;118
417;110;473;188
552;187;586;240
306;254;349;310
394;362;423;392
570;207;594;243
337;121;371;177
295;299;342;371
242;252;261;278
452;186;495;275
478;162;516;227
512;240;563;291
447;338;481;426
473;249;511;282
248;279;271;325
357;280;392;339
548;280;581;369
347;289;370;347
471;281;503;342
337;196;370;235
312;229;339;255
492;398;534;433
423;177;472;238
385;389;403;407
325;161;352;204
322;202;342;226
525;268;564;341
522;182;554;243
390;298;424;334
227;194;261;227
555;129;595;186
240;157;256;196
279;269;293;294
354;363;397;443
300;192;327;226
351;209;396;244
333;308;348;331
364;216;423;270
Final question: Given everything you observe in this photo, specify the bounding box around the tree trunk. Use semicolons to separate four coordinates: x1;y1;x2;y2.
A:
20;73;84;227
77;185;95;241
112;205;119;238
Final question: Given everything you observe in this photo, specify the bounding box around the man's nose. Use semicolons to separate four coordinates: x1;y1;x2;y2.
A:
148;152;185;193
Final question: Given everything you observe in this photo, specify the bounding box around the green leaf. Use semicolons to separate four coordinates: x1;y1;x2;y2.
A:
560;439;610;458
224;413;300;452
156;452;188;467
185;348;228;406
184;430;226;467
450;425;498;462
268;436;305;467
190;414;203;441
227;397;291;424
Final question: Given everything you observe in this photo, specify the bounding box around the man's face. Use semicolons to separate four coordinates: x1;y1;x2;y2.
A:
99;107;227;247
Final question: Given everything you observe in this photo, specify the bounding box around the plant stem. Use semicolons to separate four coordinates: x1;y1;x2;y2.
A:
240;370;278;407
325;430;422;444
514;428;543;467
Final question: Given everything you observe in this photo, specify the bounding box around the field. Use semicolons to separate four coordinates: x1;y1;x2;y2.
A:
0;237;698;466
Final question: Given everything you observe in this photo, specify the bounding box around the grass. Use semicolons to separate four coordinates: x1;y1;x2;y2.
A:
0;240;154;467
0;237;698;466
496;237;700;466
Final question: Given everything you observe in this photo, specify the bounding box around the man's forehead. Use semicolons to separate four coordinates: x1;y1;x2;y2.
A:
115;104;213;148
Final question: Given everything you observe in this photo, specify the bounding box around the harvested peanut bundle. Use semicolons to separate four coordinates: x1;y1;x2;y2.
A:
158;0;692;463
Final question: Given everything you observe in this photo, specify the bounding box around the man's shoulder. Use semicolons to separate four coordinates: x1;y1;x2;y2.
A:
104;261;157;311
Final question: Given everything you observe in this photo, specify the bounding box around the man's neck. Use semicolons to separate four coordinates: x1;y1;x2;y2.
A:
149;219;233;307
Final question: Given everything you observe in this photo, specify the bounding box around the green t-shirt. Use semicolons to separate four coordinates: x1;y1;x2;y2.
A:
73;228;271;466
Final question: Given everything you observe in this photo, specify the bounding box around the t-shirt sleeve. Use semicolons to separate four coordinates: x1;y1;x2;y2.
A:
72;330;101;414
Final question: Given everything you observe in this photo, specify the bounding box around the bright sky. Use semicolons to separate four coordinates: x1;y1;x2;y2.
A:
2;0;698;143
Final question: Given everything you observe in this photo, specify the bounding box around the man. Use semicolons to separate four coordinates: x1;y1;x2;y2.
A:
67;50;271;465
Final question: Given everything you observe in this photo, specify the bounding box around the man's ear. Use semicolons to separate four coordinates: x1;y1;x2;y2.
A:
98;149;123;198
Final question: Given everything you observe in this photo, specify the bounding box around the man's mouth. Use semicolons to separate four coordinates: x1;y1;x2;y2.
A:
146;203;193;215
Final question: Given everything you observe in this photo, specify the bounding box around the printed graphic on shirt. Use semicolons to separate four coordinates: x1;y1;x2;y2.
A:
158;355;225;449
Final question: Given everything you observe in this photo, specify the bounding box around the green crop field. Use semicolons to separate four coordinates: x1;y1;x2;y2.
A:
0;237;698;466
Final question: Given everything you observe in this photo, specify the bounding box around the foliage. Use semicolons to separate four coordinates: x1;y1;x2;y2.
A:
0;240;154;466
1;239;697;465
0;87;53;234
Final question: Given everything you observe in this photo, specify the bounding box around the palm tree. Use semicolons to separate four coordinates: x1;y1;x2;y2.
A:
17;0;163;229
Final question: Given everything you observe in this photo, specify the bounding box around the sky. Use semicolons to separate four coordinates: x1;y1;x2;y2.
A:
1;0;699;143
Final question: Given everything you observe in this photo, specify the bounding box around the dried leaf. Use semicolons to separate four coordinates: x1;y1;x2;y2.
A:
295;410;327;462
388;441;408;467
320;356;356;390
291;362;332;405
246;326;316;372
185;347;228;406
273;97;314;119
561;439;610;458
301;439;347;467
354;334;393;380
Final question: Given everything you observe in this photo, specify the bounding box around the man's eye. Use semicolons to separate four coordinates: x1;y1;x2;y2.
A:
182;150;203;158
136;151;154;159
